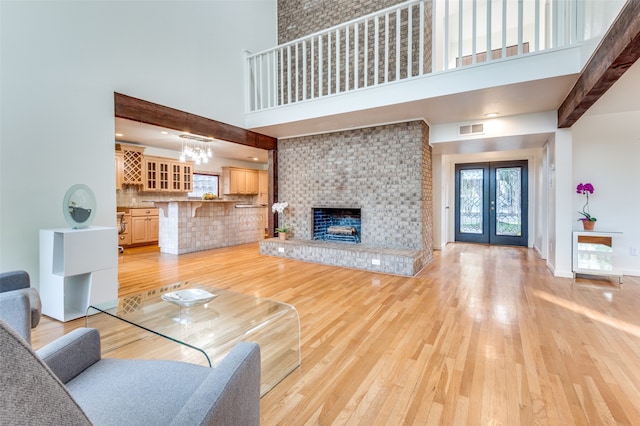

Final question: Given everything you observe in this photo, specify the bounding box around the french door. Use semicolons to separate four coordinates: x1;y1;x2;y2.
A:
454;160;528;246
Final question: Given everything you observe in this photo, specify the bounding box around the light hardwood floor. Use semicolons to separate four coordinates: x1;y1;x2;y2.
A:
32;243;640;425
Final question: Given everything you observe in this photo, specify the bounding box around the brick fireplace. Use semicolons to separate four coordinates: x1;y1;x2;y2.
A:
259;120;433;276
313;207;361;243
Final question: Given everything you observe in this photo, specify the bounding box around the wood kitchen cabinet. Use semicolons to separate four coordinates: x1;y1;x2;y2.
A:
116;144;145;186
245;169;259;194
115;152;124;190
116;144;193;193
222;167;259;195
171;162;193;192
144;156;171;191
142;157;193;192
130;208;159;245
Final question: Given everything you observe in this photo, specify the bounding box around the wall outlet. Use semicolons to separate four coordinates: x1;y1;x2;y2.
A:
371;258;380;265
631;247;638;256
278;247;285;253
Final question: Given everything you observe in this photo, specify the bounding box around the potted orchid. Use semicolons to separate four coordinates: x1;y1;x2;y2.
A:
576;182;596;230
272;201;290;239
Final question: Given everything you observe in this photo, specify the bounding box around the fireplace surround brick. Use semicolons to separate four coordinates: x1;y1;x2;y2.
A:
260;120;433;275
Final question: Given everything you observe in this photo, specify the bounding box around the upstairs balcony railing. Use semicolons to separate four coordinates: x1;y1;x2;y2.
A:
246;0;597;113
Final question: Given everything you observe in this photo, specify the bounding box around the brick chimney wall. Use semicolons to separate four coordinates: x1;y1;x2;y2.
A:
277;121;432;260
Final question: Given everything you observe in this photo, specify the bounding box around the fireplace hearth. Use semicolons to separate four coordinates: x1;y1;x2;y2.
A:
313;207;361;243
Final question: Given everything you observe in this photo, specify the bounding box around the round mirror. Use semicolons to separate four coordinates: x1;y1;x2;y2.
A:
63;184;97;229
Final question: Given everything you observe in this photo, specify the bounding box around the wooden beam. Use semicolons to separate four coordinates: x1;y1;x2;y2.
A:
114;92;277;150
558;0;640;128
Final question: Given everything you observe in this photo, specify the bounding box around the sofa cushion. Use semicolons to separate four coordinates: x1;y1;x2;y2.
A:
66;359;216;426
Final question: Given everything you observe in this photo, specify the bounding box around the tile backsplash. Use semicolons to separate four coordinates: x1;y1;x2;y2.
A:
116;186;256;208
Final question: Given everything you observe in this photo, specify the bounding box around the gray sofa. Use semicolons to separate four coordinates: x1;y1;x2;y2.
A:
0;287;261;426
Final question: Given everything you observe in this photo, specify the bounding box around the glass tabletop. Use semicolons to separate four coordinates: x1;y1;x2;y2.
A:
87;282;300;395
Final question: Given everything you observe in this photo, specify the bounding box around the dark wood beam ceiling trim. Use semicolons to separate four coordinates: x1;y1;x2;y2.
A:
114;92;277;151
558;0;640;128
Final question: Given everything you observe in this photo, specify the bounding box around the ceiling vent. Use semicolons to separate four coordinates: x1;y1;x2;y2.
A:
458;123;484;136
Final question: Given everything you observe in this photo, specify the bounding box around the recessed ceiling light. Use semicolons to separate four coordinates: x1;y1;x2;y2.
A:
115;133;123;137
160;131;168;135
248;157;258;161
485;112;499;118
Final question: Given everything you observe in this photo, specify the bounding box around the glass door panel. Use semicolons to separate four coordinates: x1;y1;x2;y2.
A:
459;169;484;234
455;161;528;246
495;166;522;236
455;163;489;244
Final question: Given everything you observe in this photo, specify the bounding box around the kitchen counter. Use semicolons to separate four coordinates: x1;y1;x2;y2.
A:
152;200;266;255
117;199;237;210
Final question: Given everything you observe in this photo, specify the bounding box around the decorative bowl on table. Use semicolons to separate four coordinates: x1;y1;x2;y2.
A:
161;289;217;307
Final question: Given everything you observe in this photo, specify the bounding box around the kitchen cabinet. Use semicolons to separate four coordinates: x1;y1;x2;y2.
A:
116;145;192;193
144;156;171;191
246;169;259;194
115;152;124;190
171;162;193;192
130;208;159;245
222;167;259;195
572;230;623;284
116;144;145;186
143;157;193;192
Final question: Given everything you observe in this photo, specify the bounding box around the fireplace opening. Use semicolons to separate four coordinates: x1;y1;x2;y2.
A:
313;207;361;243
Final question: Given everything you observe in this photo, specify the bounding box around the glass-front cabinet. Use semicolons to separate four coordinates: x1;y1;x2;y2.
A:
572;231;623;284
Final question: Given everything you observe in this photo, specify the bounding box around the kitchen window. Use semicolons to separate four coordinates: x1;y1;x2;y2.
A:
189;173;219;198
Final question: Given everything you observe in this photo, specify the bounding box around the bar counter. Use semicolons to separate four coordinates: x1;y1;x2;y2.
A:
153;200;266;255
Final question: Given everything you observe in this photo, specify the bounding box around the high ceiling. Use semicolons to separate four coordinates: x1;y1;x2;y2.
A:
112;0;640;161
114;50;640;161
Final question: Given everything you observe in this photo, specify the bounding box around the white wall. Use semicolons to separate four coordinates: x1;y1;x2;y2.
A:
0;1;277;284
533;142;548;259
572;110;640;276
431;154;446;249
430;111;558;146
552;129;574;278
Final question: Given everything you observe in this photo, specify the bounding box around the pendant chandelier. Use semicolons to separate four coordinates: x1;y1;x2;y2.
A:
179;134;213;165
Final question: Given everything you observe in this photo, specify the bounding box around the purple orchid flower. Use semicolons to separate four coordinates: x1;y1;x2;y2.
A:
576;182;596;221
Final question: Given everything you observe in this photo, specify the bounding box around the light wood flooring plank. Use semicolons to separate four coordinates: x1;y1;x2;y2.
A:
31;243;640;425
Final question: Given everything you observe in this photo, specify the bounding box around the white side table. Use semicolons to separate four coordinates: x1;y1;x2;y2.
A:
572;230;623;285
40;226;118;321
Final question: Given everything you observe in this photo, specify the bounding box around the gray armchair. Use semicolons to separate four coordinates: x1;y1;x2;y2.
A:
0;293;261;425
0;270;41;343
0;270;41;326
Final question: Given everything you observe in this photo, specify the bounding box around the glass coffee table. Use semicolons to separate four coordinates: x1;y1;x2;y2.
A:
86;282;300;396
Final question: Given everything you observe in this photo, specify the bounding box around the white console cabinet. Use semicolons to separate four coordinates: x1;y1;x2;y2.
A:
572;230;623;284
40;226;118;321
